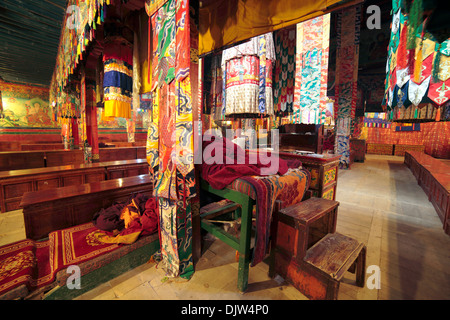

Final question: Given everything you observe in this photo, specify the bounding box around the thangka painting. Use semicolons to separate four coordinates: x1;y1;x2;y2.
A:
0;82;58;128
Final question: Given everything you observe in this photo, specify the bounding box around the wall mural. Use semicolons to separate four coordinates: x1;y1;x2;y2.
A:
0;82;58;128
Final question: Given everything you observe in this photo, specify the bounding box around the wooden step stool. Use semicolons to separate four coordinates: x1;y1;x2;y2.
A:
269;197;366;300
269;197;339;272
303;232;366;300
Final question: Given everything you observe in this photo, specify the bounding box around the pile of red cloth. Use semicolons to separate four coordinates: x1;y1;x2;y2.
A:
200;135;302;189
92;193;158;243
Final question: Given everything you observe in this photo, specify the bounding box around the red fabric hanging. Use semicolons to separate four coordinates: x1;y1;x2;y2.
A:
397;22;409;70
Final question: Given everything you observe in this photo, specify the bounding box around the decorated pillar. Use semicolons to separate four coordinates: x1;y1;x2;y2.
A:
71;117;79;148
145;0;196;280
127;111;136;142
334;4;362;168
82;65;100;162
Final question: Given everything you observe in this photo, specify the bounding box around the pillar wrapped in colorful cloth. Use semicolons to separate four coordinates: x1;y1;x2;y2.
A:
103;40;133;119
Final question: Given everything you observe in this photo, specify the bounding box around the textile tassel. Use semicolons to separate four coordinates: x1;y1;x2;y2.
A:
436;107;441;121
408;49;415;76
414;37;423;82
432;44;441;83
397;22;408;69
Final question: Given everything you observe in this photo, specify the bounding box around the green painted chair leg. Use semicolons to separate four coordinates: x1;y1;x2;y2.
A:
237;204;251;293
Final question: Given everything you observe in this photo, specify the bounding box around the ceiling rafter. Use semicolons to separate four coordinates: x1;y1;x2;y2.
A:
0;0;67;86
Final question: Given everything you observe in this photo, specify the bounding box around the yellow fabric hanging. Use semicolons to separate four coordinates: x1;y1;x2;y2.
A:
199;0;344;55
104;100;132;119
414;42;423;82
140;59;152;93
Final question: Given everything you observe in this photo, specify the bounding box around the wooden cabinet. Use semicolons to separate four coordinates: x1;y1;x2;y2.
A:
279;152;340;200
36;178;60;191
279;124;324;154
350;138;365;162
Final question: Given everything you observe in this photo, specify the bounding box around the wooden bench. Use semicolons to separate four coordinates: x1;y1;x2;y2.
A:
394;144;425;156
0;150;46;171
269;197;366;300
20;174;154;240
0;159;149;212
366;143;393;155
0;174;158;300
0;150;84;171
45;150;84;167
405;151;450;235
21;143;65;151
99;146;146;162
0;147;146;172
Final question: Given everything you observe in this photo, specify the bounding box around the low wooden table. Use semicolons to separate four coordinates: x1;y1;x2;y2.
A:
250;150;340;200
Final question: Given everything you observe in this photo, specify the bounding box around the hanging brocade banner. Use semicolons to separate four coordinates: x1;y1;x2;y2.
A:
384;1;450;111
221;33;276;118
103;41;133;119
147;0;195;280
274;25;296;115
50;0;109;102
334;4;361;168
293;13;330;124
